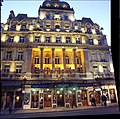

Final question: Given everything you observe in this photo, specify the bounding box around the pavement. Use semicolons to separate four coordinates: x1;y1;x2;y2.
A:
0;103;119;115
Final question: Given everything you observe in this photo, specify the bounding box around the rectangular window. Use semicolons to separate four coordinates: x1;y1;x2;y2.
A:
6;51;12;59
34;57;40;64
45;57;50;64
66;57;69;64
45;37;50;43
76;38;81;44
19;37;25;43
3;65;10;73
8;37;14;42
66;37;71;43
17;52;23;60
35;37;40;43
56;37;61;43
16;65;22;73
55;57;60;64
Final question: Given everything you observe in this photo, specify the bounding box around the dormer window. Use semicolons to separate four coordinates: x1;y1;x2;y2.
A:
54;13;60;20
46;3;50;7
54;3;59;7
63;4;67;8
46;14;50;20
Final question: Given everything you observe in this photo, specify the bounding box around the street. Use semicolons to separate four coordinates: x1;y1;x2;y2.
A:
0;105;120;119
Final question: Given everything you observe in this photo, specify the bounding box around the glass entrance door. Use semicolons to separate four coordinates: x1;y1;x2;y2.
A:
31;91;39;108
57;91;64;107
44;91;52;107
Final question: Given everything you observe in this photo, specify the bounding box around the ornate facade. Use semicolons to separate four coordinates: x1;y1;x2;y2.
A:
1;0;118;110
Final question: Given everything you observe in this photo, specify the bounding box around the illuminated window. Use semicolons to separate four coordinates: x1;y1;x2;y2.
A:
63;4;67;8
34;57;40;64
55;57;60;64
46;3;50;7
54;3;59;7
45;57;50;64
65;56;69;64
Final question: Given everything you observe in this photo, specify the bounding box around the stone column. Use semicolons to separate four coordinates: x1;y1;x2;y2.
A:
62;48;66;71
26;48;32;78
2;92;7;110
52;48;55;71
40;48;44;71
12;91;16;110
40;48;44;78
73;49;77;72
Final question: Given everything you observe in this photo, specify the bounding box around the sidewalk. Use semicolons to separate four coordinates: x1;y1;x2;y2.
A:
1;103;119;115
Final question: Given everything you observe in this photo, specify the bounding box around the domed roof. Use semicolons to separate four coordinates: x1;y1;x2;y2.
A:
39;0;73;11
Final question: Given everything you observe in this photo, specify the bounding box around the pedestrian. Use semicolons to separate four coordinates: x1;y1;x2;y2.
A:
102;95;107;106
8;101;13;114
91;96;96;107
72;94;77;108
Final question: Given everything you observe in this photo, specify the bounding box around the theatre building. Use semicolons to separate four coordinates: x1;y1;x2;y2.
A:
1;0;118;110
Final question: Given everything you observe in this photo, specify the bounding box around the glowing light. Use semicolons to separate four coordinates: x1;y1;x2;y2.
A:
60;95;62;97
60;88;63;91
16;96;19;101
57;91;60;94
73;88;76;90
32;88;36;92
47;88;49;91
48;95;51;98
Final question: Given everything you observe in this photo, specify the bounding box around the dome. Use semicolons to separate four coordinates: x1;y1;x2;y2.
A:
39;0;73;11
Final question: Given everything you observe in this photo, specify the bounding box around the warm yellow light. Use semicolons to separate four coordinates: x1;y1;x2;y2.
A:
82;36;86;44
4;24;8;30
14;35;20;42
91;29;96;34
10;62;15;72
75;26;78;30
39;12;46;20
29;25;34;31
81;28;85;33
1;34;7;42
99;65;103;72
29;34;34;42
57;91;60;94
16;25;21;31
16;96;19;101
93;39;98;45
71;36;76;43
61;36;66;43
48;95;51;98
60;95;62;97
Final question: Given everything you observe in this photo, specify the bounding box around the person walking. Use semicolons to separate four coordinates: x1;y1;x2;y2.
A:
91;96;96;107
72;94;77;108
102;95;107;106
8;101;13;114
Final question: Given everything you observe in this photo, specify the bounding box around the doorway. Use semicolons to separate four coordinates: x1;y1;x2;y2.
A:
57;91;64;107
44;91;52;107
31;91;39;108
